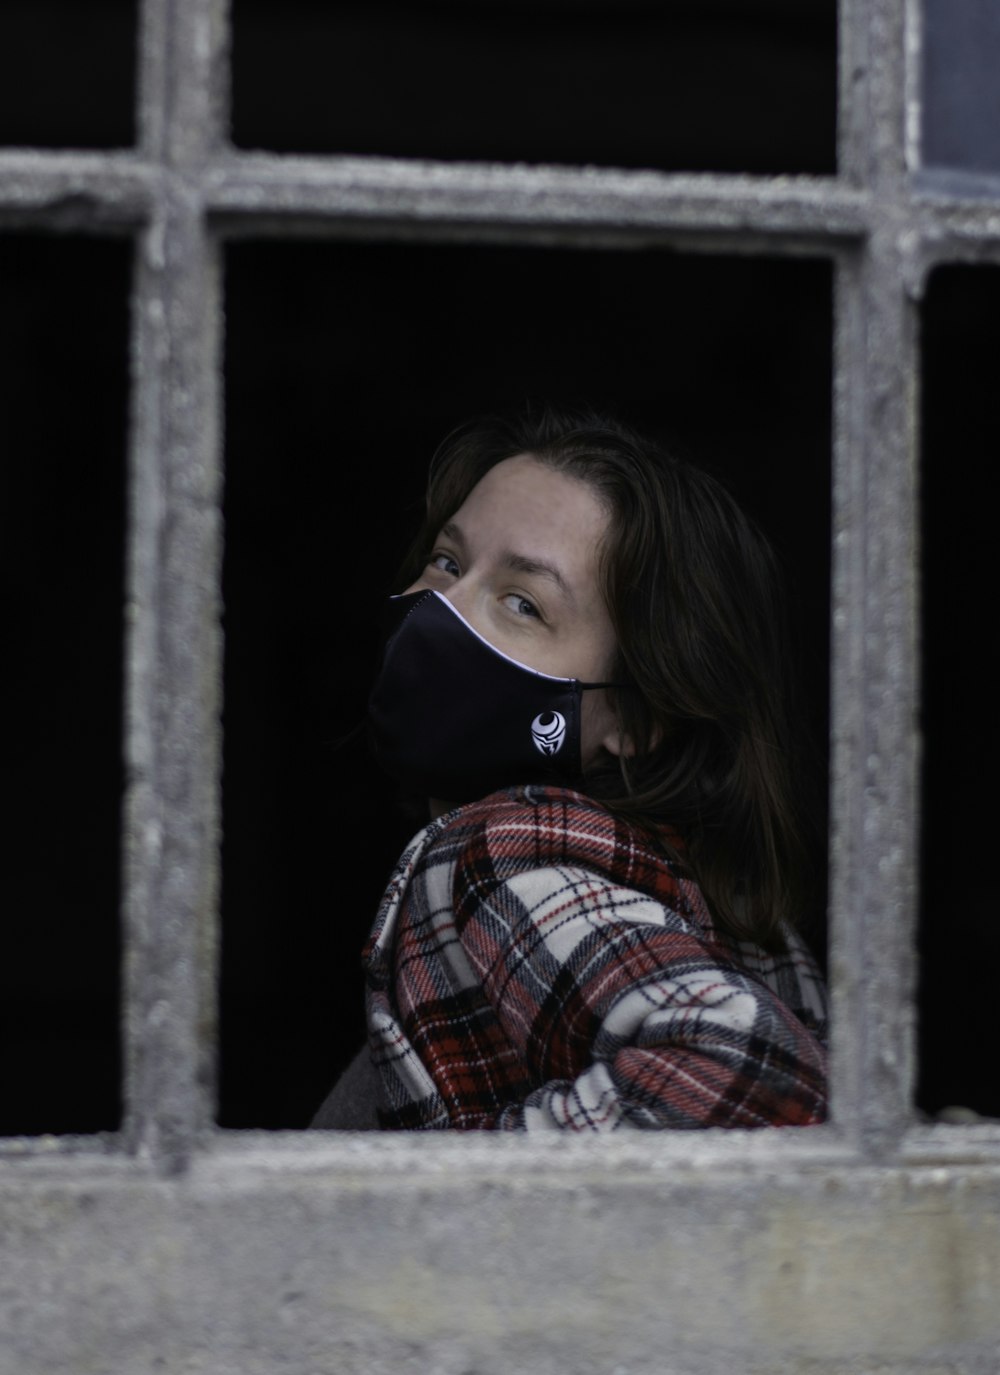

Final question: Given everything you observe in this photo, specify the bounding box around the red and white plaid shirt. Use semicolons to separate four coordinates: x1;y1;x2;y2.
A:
363;785;828;1131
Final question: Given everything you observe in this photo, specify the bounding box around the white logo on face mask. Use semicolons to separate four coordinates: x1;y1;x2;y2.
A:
530;711;567;756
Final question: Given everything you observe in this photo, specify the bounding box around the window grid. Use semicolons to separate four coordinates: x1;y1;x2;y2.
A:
1;0;998;1173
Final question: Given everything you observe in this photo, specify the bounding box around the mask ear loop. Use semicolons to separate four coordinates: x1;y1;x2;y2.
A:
580;680;642;781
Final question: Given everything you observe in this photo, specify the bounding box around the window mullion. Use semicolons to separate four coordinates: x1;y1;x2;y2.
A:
828;0;921;1153
122;202;223;1169
830;230;920;1154
838;0;870;185
137;0;232;165
123;0;230;1169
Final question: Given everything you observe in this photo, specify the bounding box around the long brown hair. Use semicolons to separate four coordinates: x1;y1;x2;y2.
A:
401;404;816;948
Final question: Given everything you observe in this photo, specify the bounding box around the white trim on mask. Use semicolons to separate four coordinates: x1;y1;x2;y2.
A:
390;590;579;685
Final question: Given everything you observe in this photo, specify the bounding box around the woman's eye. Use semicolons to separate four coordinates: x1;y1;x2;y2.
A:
428;552;460;577
503;593;540;619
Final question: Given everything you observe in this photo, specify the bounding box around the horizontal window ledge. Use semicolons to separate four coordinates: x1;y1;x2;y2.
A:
907;193;1000;273
915;166;1000;205
0;149;869;241
6;1121;1000;1178
0;150;154;228
2;1151;999;1374
4;153;999;252
204;1124;861;1178
901;1122;1000;1168
204;155;871;242
2;1126;854;1175
168;1124;1000;1177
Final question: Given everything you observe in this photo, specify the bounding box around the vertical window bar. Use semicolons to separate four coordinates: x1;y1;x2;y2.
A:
830;248;920;1150
828;248;868;1138
859;238;920;1150
839;0;915;189
123;0;230;1167
123;212;223;1166
905;0;924;174
137;0;232;162
838;0;871;183
830;0;921;1150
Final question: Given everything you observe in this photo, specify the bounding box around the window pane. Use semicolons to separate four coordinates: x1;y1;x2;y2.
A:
0;0;135;149
0;236;128;1134
220;240;832;1127
918;266;1000;1122
232;0;836;174
922;0;1000;174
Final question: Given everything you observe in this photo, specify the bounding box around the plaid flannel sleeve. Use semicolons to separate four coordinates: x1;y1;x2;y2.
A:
455;858;829;1131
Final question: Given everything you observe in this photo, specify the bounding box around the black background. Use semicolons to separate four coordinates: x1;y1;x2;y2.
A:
219;240;833;1126
2;0;994;1131
918;265;1000;1120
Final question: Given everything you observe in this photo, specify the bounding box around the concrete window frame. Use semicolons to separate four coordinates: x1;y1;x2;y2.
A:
2;3;999;1371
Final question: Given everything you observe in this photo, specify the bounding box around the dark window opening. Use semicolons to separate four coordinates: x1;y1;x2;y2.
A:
232;0;837;175
219;239;832;1128
918;264;1000;1122
0;1;136;149
1;235;128;1135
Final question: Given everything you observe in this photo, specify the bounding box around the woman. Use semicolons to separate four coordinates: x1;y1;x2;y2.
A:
314;406;828;1130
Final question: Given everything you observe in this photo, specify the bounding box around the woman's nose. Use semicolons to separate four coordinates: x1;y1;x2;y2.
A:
440;579;473;615
403;574;469;614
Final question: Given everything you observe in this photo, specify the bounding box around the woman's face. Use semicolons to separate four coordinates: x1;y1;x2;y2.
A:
406;453;626;768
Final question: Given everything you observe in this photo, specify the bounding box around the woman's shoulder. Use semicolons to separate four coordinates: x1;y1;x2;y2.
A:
430;784;702;918
433;783;632;865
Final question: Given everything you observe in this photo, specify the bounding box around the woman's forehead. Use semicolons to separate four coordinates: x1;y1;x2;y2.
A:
449;454;609;595
453;454;607;545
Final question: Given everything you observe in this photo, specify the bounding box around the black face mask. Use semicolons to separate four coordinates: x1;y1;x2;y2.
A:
367;589;622;804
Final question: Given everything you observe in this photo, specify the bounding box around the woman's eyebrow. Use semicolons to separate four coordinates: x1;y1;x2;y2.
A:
439;520;466;548
500;551;574;604
441;519;574;604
